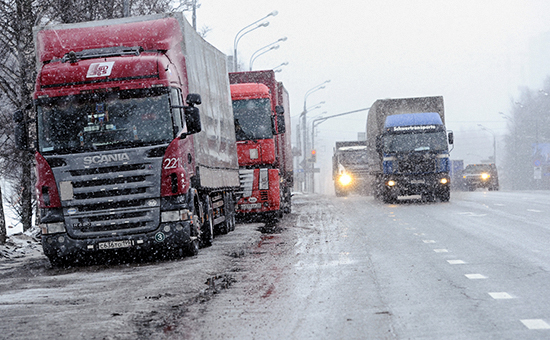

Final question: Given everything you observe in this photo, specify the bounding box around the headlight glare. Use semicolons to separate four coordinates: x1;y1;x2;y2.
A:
339;174;353;186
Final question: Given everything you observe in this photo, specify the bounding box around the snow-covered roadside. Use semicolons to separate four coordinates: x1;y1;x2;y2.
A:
0;227;43;262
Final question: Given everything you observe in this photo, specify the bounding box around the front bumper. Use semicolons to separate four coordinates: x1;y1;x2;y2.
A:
382;173;450;197
42;220;192;260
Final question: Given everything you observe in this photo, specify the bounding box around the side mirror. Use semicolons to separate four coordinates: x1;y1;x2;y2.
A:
375;136;383;153
448;131;454;145
186;93;201;106
184;106;202;135
275;105;286;134
277;113;286;134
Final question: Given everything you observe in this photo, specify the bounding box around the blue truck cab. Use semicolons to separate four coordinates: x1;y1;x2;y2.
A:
377;111;453;202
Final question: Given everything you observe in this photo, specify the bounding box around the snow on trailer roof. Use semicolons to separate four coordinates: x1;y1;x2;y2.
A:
384;112;443;128
338;145;367;151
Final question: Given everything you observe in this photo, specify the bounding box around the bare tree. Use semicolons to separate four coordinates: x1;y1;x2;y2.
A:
0;0;202;242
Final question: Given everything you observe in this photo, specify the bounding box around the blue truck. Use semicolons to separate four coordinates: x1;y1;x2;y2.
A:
366;96;454;203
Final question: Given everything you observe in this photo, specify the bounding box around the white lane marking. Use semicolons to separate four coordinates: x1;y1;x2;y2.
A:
434;249;449;253
447;260;466;264
494;203;505;206
413;233;425;236
527;209;542;213
405;227;416;230
521;319;550;330
423;240;436;243
488;292;514;299
457;212;487;217
465;274;487;279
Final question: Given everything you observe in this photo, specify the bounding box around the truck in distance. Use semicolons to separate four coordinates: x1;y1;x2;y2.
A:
229;70;292;221
366;96;453;203
332;141;371;196
17;13;240;266
462;163;499;191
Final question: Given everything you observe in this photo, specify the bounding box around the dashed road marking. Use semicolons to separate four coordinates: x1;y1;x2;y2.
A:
447;260;466;264
423;240;436;243
488;292;514;299
527;209;542;213
465;274;487;279
521;319;550;330
413;233;425;236
457;212;487;217
434;249;449;253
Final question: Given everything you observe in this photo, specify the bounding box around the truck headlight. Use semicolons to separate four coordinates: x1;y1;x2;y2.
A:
481;173;490;180
161;209;190;222
440;178;449;184
259;168;269;190
339;174;352;186
40;222;66;235
387;180;396;187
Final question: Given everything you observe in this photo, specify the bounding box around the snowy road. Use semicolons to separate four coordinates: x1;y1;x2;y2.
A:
182;191;550;339
3;191;550;339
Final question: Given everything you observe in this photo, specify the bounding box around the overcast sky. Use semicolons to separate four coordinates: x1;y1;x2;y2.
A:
187;1;550;188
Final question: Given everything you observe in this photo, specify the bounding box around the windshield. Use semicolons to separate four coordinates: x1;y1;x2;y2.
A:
232;98;273;141
37;89;173;154
464;164;494;174
339;151;368;165
383;131;448;153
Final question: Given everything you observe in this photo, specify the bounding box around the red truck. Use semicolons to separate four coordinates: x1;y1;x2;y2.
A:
229;71;293;220
15;13;240;266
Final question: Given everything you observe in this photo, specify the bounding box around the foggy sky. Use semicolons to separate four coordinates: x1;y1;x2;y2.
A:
188;1;550;191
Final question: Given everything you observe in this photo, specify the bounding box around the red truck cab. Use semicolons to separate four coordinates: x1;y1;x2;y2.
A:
229;71;293;221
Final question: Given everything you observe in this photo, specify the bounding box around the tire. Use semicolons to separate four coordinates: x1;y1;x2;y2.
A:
438;187;450;202
200;196;214;248
185;217;200;256
220;192;234;234
283;188;292;214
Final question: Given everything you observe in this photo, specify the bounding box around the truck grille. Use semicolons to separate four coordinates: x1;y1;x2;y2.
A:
396;155;436;174
238;169;254;198
50;149;163;239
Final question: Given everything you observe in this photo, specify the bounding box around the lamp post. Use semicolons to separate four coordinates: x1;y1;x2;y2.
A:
478;124;496;164
298;80;329;192
249;37;287;71
249;45;279;71
233;11;278;72
272;61;288;72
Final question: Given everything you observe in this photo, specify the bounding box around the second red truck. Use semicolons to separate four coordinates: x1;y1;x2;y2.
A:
229;70;293;221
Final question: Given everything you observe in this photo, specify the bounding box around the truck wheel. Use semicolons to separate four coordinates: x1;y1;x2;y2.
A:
200;196;214;248
186;217;200;256
438;187;450;202
283;189;292;214
220;192;234;234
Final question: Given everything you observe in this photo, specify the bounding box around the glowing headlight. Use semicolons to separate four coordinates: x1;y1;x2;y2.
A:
387;180;396;187
440;178;449;184
339;174;353;186
481;173;490;180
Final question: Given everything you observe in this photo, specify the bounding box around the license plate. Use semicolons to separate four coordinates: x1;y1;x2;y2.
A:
98;240;134;250
410;179;425;184
240;203;262;210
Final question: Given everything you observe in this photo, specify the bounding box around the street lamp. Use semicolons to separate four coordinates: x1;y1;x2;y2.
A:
249;45;279;71
298;80;330;192
478;124;496;164
233;11;278;72
249;37;287;71
272;61;288;72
